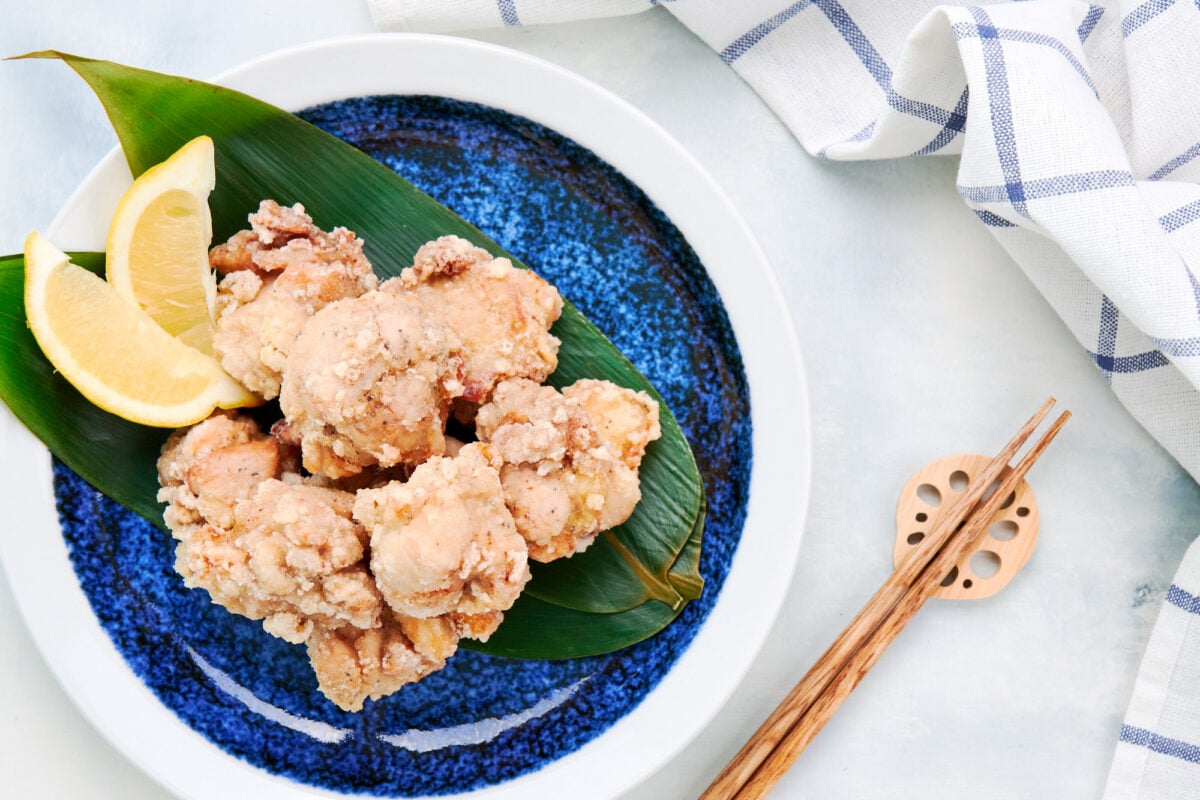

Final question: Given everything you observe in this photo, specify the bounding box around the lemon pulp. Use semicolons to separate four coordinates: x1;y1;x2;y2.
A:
106;135;218;353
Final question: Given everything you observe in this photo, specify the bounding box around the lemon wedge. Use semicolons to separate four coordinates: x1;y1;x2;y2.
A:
24;232;257;428
105;135;218;354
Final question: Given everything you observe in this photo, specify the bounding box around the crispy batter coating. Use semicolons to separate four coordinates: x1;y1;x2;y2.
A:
354;443;530;633
562;379;661;469
387;235;563;404
212;201;378;399
157;410;275;532
475;378;659;562
157;413;382;644
278;290;464;479
306;612;458;712
209;200;316;273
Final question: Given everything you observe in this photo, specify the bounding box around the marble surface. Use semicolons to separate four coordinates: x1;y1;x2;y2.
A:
3;3;1199;799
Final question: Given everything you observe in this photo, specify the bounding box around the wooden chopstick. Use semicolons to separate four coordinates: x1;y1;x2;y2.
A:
701;401;1068;800
701;399;1055;798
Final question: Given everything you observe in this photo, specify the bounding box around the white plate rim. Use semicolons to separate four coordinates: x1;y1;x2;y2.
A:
0;33;811;799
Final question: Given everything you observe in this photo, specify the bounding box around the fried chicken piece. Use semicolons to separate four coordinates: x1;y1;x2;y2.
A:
474;378;659;562
226;481;382;640
157;413;382;643
209;200;317;273
386;235;563;404
157;410;278;532
307;611;458;712
354;443;530;638
278;290;464;479
211;200;378;399
562;379;661;469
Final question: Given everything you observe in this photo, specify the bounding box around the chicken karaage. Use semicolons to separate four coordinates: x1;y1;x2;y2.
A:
387;235;562;404
155;215;668;711
354;442;530;639
211;200;377;399
158;412;382;645
474;377;661;562
277;289;464;478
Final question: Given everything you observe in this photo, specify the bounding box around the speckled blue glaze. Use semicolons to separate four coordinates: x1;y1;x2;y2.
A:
52;95;751;796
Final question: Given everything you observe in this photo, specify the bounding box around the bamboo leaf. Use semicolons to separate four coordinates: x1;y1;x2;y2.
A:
0;53;707;656
461;594;678;660
523;495;707;614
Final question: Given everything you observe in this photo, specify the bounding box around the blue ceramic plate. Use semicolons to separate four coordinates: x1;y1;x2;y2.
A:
1;36;810;800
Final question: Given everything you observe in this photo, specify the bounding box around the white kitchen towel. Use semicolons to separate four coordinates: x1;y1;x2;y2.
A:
370;1;1200;796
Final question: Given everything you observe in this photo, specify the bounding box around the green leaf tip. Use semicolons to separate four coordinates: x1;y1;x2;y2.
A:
6;49;91;63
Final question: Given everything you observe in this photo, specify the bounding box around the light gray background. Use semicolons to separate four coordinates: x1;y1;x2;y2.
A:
3;3;1198;798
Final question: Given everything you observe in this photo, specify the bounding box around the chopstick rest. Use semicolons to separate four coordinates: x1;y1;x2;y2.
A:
701;400;1067;800
894;453;1039;600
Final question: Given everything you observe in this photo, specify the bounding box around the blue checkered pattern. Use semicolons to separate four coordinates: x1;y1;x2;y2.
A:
1120;726;1200;767
1108;543;1200;797
373;1;1200;797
